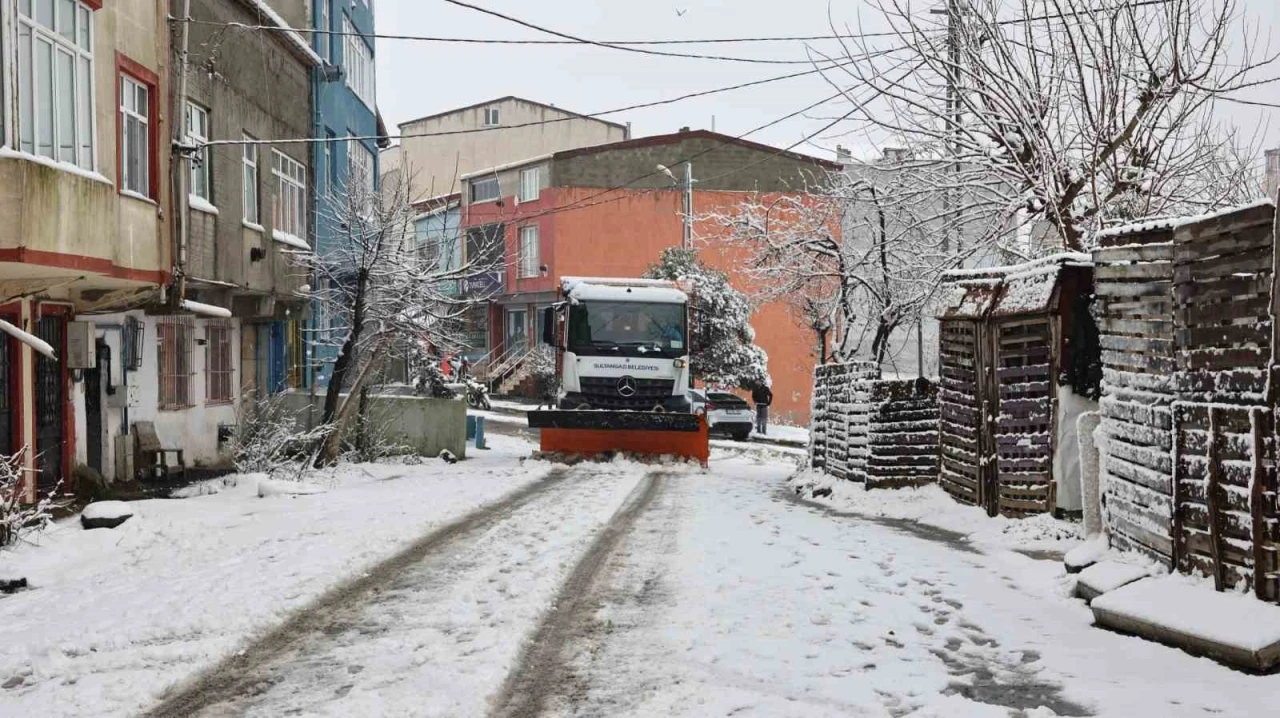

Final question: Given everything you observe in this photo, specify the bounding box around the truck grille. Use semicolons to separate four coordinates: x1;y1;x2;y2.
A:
578;377;676;410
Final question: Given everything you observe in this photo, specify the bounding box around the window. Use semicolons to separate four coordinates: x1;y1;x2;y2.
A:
323;130;336;194
470;176;499;203
273;150;306;240
343;15;375;108
186;102;211;201
349;139;375;196
205;323;234;404
317;0;330;61
483;107;500;127
242;134;259;224
158;319;194;410
17;0;95;169
519;225;540;278
286;320;306;389
119;75;150;196
519;167;540;202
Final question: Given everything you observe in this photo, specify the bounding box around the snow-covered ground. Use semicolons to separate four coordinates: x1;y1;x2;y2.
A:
539;458;1280;717
755;423;810;446
4;437;1278;717
0;434;553;717
791;470;1084;555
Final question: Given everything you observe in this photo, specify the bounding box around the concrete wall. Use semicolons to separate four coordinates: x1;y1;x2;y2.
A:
552;132;834;193
278;391;468;459
396;98;627;204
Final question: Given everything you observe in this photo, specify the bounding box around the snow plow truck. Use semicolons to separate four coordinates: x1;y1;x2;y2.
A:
527;276;710;464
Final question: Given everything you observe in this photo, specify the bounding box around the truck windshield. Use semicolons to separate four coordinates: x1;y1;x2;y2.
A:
567;301;687;357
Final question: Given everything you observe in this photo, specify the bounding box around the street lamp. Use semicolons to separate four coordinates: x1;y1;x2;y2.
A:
657;163;696;250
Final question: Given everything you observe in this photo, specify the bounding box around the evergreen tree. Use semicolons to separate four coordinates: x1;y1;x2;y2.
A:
645;247;769;390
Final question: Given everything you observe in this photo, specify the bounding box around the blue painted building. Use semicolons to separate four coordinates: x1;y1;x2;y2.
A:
308;0;383;387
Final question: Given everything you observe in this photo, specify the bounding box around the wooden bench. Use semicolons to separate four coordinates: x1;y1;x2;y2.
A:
133;421;186;482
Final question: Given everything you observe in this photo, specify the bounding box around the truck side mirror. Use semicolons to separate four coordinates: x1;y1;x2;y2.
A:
542;306;559;347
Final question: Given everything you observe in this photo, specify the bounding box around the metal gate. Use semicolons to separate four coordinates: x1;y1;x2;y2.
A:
0;335;12;457
34;315;66;493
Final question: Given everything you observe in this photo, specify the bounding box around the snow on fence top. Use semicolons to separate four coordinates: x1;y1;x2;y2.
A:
1094;198;1276;243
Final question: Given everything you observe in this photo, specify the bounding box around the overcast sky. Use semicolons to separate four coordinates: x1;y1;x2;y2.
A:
375;0;1280;163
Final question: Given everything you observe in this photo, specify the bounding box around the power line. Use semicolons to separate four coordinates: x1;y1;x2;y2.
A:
493;57;920;226
197;47;908;150
441;0;843;65
170;17;905;45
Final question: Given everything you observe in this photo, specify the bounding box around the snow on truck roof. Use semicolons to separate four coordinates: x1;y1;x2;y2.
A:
561;277;688;303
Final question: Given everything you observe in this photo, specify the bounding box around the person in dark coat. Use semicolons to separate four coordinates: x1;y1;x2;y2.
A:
751;381;773;435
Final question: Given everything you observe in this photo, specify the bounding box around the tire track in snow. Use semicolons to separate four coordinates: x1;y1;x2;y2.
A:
142;465;611;717
489;470;669;718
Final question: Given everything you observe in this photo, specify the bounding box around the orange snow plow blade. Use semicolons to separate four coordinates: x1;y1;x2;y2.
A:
527;410;710;465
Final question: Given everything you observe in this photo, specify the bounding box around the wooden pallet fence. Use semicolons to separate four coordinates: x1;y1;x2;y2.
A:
1092;221;1178;565
1169;200;1280;601
936;254;1097;517
866;378;939;489
809;361;878;480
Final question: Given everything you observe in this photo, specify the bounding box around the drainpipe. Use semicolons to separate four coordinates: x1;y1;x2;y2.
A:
173;0;192;307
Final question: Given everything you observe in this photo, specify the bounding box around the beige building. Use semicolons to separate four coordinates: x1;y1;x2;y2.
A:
386;96;629;203
0;0;173;497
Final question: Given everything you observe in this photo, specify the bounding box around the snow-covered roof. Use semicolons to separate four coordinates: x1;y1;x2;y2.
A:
562;277;687;304
239;0;325;67
459;153;553;181
939;254;1088;320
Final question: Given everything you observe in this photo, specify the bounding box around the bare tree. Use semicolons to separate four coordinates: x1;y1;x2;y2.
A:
706;167;957;367
828;0;1271;251
299;162;501;465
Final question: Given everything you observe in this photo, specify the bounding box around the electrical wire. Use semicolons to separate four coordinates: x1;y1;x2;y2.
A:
441;0;843;65
168;17;905;45
198;46;909;149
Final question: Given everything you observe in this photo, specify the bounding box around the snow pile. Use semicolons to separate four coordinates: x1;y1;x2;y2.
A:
1077;560;1151;598
80;502;134;522
256;478;328;498
1092;574;1280;659
790;470;1083;553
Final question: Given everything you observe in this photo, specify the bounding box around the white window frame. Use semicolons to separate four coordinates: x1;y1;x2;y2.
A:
519;225;540;278
348;138;374;196
470;176;499;204
483;107;500;127
185;102;211;201
17;0;96;169
518;167;540;203
342;15;375;109
119;74;150;196
242;134;259;225
272;149;307;242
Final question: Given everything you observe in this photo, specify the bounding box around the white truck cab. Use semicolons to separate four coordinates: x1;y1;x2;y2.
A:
543;277;693;413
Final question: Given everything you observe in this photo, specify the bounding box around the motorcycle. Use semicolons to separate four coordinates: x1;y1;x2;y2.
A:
464;378;492;411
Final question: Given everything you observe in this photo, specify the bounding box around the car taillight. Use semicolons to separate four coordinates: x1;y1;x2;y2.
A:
705;402;717;411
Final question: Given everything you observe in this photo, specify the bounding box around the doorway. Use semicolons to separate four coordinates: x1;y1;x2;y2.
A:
505;308;528;354
34;315;67;494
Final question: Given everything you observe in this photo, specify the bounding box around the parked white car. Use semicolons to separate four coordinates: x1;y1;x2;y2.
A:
688;389;754;441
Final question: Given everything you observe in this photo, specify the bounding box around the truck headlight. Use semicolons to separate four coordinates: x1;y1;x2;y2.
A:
674;359;687;369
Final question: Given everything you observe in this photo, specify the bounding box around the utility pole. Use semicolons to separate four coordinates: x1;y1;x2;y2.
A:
683;161;693;250
931;0;961;256
173;0;193;307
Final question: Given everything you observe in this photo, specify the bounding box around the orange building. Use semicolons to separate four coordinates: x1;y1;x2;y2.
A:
460;131;841;425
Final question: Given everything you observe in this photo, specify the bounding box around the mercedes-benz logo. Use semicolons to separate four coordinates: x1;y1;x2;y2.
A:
616;376;637;397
